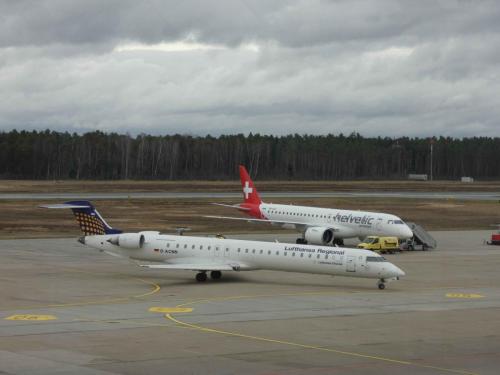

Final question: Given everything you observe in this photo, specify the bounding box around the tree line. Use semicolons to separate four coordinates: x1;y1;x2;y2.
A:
0;130;498;180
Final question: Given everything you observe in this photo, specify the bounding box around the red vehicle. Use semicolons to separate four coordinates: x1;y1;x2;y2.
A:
488;225;500;245
489;233;500;245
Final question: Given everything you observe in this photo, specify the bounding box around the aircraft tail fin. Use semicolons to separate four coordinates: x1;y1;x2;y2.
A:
40;201;122;236
239;165;262;205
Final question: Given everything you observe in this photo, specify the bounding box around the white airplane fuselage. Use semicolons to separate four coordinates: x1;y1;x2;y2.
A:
83;232;405;281
258;203;414;240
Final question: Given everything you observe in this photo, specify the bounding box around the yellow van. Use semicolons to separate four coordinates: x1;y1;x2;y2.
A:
357;236;399;254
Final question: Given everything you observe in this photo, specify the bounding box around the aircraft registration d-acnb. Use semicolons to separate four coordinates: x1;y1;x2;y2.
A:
41;201;405;290
208;166;414;246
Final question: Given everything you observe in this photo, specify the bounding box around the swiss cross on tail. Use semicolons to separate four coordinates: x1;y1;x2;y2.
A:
243;181;253;199
239;165;262;204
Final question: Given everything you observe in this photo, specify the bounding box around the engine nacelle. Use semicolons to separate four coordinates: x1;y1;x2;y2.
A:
113;233;145;249
304;227;334;245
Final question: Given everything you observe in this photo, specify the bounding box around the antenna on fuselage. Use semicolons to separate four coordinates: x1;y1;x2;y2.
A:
175;227;191;236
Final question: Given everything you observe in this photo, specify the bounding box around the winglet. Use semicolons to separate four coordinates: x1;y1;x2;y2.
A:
239;165;262;205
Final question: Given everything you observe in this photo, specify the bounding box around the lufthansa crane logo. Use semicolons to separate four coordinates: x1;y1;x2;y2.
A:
243;181;253;199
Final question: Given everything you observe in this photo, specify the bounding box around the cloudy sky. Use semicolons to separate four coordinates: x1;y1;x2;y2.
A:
1;0;499;137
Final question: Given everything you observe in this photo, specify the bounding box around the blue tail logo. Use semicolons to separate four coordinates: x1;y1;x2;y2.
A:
64;201;122;236
41;201;122;236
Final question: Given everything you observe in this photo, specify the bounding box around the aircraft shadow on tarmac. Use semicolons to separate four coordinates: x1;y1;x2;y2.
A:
134;271;375;290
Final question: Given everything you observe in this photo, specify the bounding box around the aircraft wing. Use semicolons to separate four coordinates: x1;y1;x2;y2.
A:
204;215;339;232
140;259;251;271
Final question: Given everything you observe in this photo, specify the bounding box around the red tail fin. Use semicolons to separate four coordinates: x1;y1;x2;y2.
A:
239;165;262;205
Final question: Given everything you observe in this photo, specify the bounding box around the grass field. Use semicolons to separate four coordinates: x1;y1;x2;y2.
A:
1;196;498;238
1;179;500;193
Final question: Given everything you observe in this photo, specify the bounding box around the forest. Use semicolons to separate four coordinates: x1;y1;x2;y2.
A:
0;130;498;180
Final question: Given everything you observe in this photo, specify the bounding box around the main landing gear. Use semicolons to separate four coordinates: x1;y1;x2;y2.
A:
195;272;207;282
377;279;386;290
195;271;222;282
333;238;344;246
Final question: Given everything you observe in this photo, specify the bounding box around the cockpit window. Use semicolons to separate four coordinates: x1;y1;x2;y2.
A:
366;256;387;262
388;219;405;224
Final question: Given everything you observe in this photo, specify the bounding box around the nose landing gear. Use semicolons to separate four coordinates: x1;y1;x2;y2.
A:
377;279;386;290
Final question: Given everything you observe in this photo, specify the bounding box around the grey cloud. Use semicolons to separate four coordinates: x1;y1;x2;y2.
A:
1;1;500;137
2;1;500;49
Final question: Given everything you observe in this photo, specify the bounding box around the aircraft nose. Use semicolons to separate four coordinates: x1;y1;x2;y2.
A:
393;265;405;278
401;225;413;239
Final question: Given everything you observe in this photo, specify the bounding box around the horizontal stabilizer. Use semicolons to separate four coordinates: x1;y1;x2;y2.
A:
39;203;90;209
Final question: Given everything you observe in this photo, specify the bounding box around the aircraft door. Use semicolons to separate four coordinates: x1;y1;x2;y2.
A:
375;218;383;233
346;256;356;272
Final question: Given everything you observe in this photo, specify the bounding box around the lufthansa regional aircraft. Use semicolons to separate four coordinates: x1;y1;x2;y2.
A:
208;166;414;246
41;201;405;289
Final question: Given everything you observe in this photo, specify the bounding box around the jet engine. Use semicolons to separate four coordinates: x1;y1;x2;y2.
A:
111;233;145;249
304;227;334;245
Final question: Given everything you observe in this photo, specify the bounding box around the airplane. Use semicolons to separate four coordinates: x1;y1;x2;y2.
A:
207;165;414;246
41;200;405;290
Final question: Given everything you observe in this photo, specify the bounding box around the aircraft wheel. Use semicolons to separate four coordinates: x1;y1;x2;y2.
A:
333;238;344;246
196;272;207;282
210;270;222;280
378;282;386;290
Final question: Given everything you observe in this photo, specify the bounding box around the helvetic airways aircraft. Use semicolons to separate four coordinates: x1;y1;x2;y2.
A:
208;166;414;246
41;201;405;289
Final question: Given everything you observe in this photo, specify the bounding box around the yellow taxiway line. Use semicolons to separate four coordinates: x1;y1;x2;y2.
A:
164;292;479;375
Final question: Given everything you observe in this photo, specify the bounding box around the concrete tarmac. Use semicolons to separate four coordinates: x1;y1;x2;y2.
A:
0;231;499;374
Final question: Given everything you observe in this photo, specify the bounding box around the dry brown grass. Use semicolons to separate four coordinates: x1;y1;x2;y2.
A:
1;196;498;239
1;179;500;193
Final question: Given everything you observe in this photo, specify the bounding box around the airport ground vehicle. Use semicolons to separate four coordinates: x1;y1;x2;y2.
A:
403;222;437;250
357;236;399;254
400;238;429;251
487;226;500;245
